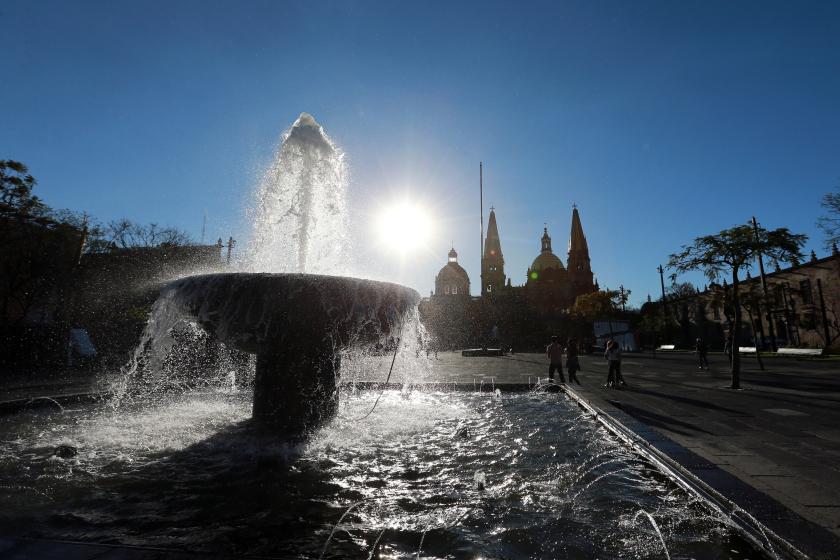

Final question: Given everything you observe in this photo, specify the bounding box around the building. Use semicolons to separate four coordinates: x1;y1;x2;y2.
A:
423;205;599;350
434;247;470;297
651;246;840;351
481;208;505;295
432;205;597;305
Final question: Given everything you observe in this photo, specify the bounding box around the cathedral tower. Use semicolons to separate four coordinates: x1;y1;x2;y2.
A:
481;208;506;295
567;206;596;299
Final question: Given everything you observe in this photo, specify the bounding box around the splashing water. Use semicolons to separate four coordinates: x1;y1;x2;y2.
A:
245;112;348;274
633;510;671;560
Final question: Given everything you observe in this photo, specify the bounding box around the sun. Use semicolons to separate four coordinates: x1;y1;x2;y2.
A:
375;199;434;254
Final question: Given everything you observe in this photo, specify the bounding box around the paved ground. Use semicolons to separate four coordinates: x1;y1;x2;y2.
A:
422;350;840;544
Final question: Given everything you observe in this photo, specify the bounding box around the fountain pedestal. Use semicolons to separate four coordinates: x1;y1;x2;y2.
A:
164;273;418;438
253;338;338;432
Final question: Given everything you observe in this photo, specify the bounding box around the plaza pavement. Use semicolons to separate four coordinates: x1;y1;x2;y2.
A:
418;350;840;557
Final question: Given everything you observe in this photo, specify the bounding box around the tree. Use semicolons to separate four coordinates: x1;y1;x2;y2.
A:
668;224;806;389
817;188;840;248
0;163;84;329
98;219;193;250
0;160;49;217
665;282;697;346
573;289;626;338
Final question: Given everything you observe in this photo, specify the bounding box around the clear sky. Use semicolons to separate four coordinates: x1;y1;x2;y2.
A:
2;0;839;305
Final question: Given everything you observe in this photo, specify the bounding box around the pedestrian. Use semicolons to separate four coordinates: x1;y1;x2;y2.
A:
566;338;581;385
723;334;733;365
546;335;566;383
604;339;626;388
695;337;709;370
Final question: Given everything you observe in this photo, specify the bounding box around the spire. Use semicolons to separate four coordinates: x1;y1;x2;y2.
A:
567;205;596;300
481;207;506;296
484;208;503;259
568;206;589;254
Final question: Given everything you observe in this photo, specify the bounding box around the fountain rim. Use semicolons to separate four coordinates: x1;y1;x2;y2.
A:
166;272;420;298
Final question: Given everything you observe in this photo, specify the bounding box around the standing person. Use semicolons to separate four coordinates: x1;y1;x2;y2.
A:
604;340;626;388
546;335;566;383
695;337;709;370
566;338;582;385
723;333;733;366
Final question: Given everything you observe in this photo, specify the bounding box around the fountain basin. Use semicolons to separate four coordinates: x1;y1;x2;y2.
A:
164;273;418;435
0;390;763;558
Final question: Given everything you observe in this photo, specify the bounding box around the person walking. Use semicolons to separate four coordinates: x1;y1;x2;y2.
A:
695;337;709;370
604;339;626;388
566;338;582;385
723;333;733;366
546;335;566;383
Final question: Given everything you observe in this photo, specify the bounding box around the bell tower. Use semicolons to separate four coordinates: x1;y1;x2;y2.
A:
567;205;596;298
481;207;506;295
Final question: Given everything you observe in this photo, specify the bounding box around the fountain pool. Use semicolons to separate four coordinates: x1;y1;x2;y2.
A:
0;387;763;559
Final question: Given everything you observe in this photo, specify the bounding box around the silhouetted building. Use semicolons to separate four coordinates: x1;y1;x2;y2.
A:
567;206;596;298
421;206;600;350
434;247;470;298
481;208;505;295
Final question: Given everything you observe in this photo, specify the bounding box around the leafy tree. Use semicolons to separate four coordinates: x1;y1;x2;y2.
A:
0;160;49;217
817;188;840;248
0;162;83;327
573;290;621;320
665;282;697;346
573;289;626;337
668;224;806;388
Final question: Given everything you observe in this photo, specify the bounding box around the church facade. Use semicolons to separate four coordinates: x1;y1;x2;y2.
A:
431;206;598;310
423;206;598;350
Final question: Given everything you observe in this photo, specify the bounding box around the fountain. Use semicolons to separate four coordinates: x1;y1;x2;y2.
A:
155;113;416;436
164;272;416;434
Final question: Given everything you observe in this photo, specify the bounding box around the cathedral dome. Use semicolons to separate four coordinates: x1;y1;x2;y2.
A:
529;227;565;276
438;260;470;283
530;251;564;273
435;246;470;296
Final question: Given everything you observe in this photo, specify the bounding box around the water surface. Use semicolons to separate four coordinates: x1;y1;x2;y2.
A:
0;389;760;559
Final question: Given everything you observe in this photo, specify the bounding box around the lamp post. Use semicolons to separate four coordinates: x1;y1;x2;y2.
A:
657;265;668;345
751;217;777;351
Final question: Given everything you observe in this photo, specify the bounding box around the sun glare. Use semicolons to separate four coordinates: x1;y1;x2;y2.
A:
376;200;434;254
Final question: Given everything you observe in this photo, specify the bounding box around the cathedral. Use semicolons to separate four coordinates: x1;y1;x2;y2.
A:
432;206;598;311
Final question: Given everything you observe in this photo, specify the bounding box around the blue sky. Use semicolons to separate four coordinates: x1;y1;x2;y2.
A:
2;0;839;305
